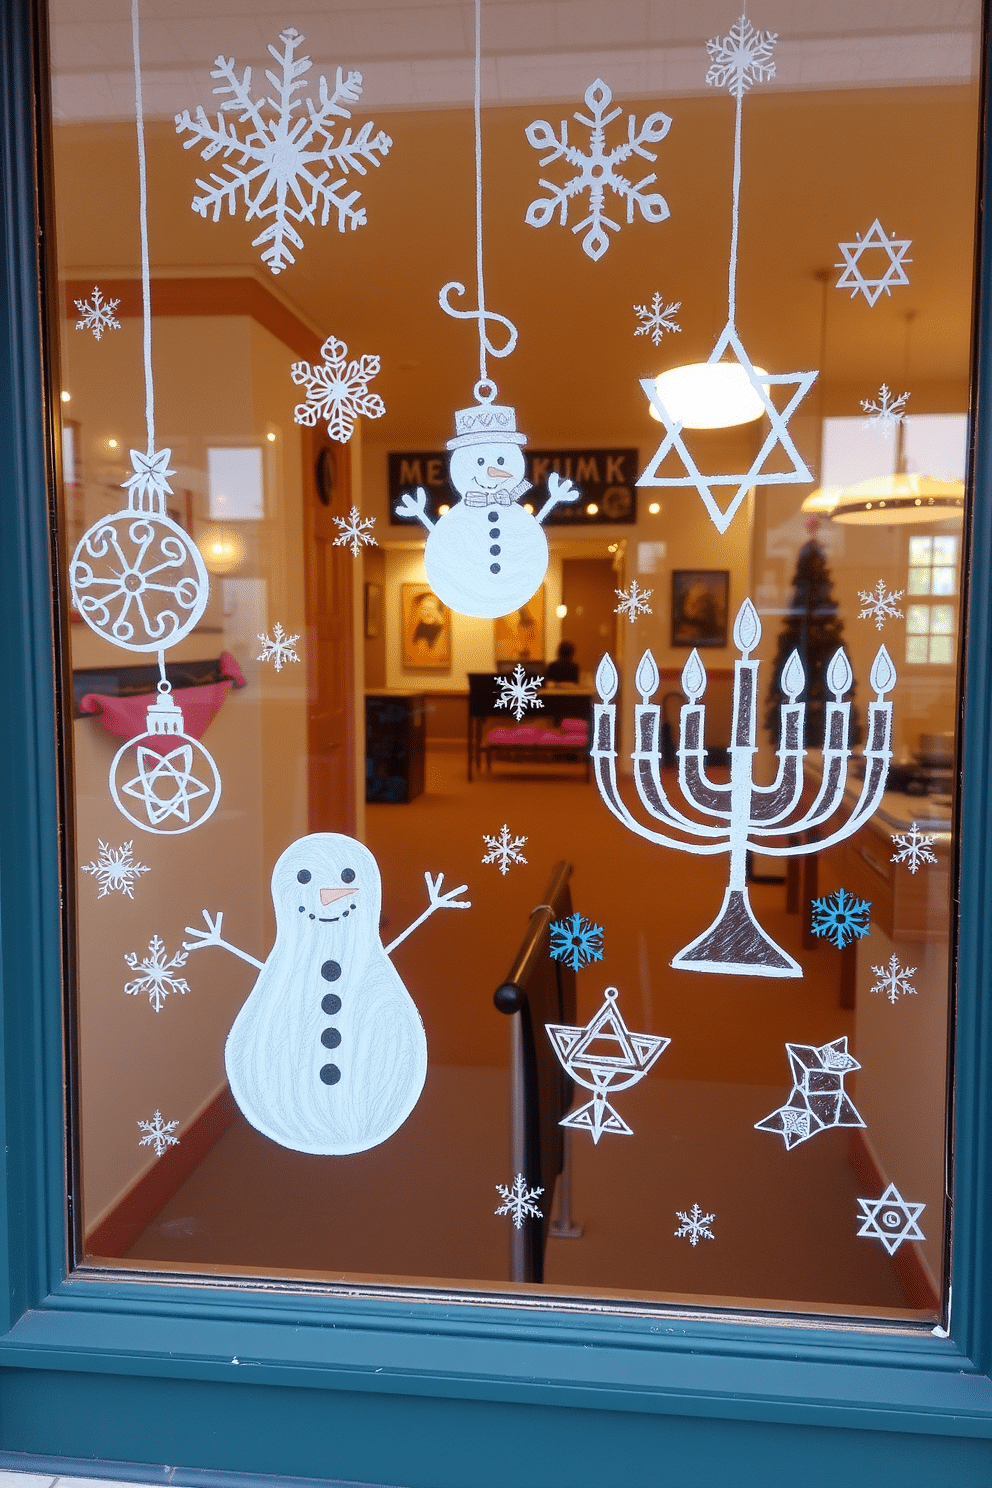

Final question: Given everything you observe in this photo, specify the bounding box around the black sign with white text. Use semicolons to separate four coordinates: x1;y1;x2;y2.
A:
387;448;639;525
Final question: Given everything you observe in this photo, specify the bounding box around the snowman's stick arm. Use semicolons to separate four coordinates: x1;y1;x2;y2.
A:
218;941;265;971
383;909;432;956
183;910;265;970
383;872;471;956
536;473;581;526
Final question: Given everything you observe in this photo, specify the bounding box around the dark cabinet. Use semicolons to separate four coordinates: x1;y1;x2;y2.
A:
365;691;426;803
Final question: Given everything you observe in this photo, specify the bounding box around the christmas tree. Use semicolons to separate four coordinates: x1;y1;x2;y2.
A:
764;539;861;746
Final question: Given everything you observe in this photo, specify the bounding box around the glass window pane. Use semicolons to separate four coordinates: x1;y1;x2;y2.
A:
933;536;959;566
929;636;955;664
932;567;956;596
931;604;956;635
908;536;933;566
906;604;932;635
906;636;930;664
907;568;931;595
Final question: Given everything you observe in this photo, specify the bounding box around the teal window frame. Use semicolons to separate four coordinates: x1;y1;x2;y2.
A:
2;2;992;1483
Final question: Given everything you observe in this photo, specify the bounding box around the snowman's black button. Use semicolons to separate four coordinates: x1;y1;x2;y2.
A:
490;545;501;556
321;992;341;1014
321;960;342;981
321;1027;341;1049
319;1064;341;1085
487;510;498;521
489;527;500;538
490;563;501;574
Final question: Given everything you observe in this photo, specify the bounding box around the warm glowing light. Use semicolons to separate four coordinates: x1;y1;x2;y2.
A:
586;502;599;515
648;501;661;514
61;390;71;403
831;473;965;526
197;525;246;575
523;502;535;514
438;503;450;514
108;438;118;449
266;431;276;442
650;361;769;429
556;603;568;619
801;486;841;516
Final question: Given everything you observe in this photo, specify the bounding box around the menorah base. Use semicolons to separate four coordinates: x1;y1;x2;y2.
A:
671;887;802;978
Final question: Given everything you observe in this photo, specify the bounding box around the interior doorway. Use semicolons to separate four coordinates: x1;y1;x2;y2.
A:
559;556;618;682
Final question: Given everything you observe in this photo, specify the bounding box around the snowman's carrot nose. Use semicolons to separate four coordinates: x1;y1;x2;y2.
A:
487;466;513;479
319;886;358;905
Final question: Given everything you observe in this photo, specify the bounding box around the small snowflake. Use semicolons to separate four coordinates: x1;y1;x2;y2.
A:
890;822;938;874
810;887;871;949
870;954;918;1005
124;935;190;1013
524;79;672;262
675;1203;716;1247
494;664;545;721
137;1110;181;1158
81;840;150;899
495;1174;544;1229
74;286;121;340
706;15;778;98
615;581;653;622
176;29;393;274
332;504;378;557
257;622;301;672
550;912;605;971
858;579;904;631
291;335;385;444
861;383;909;435
633;291;681;345
482;824;529;876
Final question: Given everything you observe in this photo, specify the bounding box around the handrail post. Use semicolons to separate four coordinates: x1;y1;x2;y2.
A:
509;1010;527;1282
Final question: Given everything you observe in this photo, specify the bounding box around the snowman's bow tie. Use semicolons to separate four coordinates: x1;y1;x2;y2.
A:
462;478;531;508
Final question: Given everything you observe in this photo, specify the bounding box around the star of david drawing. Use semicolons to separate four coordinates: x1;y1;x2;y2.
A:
835;219;912;308
856;1182;926;1255
637;320;817;535
546;986;669;1143
754;1037;865;1150
122;743;212;826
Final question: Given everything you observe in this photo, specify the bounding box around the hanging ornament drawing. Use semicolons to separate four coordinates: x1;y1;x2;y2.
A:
754;1038;865;1148
110;686;222;835
546;985;669;1143
183;833;470;1155
591;599;896;977
637;16;817;536
395;0;579;618
835;220;912;307
176;29;393;275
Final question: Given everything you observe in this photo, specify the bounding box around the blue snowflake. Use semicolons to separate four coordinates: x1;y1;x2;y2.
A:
810;888;871;949
549;912;605;971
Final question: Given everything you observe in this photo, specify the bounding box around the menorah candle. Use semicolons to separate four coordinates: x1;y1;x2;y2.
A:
634;650;662;756
823;648;855;755
778;650;806;755
594;654;619;756
733;659;759;750
866;645;896;752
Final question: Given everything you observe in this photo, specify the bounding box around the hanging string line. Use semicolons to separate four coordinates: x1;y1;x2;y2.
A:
727;86;743;327
131;0;155;454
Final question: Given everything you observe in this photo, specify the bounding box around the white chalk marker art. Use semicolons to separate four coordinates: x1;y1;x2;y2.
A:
592;600;895;976
856;1183;925;1254
835;220;912;307
546;985;669;1143
183;833;470;1155
754;1038;865;1148
110;687;221;835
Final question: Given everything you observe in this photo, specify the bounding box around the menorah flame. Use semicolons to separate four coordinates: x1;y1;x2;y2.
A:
592;597;895;977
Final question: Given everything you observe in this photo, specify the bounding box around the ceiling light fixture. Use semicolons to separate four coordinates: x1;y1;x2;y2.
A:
649;361;770;430
830;473;964;525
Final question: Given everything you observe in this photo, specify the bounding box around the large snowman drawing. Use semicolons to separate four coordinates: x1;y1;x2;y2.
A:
183;833;469;1155
396;392;580;619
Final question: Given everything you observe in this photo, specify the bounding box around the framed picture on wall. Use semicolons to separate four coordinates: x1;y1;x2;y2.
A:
401;583;451;669
671;570;730;648
494;585;545;663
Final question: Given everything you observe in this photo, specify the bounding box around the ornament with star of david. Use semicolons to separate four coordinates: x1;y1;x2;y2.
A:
109;686;221;835
856;1181;926;1255
545;985;670;1143
835;218;912;308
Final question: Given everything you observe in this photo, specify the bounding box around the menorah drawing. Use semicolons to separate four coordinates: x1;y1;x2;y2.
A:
592;598;895;977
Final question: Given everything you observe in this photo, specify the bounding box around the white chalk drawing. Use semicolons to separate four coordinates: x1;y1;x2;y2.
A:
870;954;918;1005
183;835;469;1155
810;887;872;949
675;1203;716;1246
482;824;529;875
110;688;221;835
125;934;190;1012
74;286;121;340
858;580;904;631
81;840;150;898
857;1182;926;1254
524;79;672;262
592;599;895;976
891;823;938;874
495;1175;544;1229
547;985;669;1143
138;1110;180;1157
257;622;300;672
861;384;909;435
495;664;545;722
549;912;604;972
755;1038;865;1148
638;19;815;535
615;581;653;623
836;220;912;307
634;291;681;345
291;336;385;444
332;505;378;556
176;29;392;275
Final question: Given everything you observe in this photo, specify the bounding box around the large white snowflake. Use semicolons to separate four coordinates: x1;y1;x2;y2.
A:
706;15;778;98
332;504;378;557
494;664;544;721
291;335;385;443
858;579;904;631
175;29;393;275
495;1174;544;1229
870;954;918;1005
482;825;529;876
634;291;681;345
124;935;190;1013
890;822;938;874
81;840;150;899
615;581;653;622
137;1110;181;1158
74;286;121;340
257;622;300;672
861;383;909;435
524;79;671;262
675;1203;716;1247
